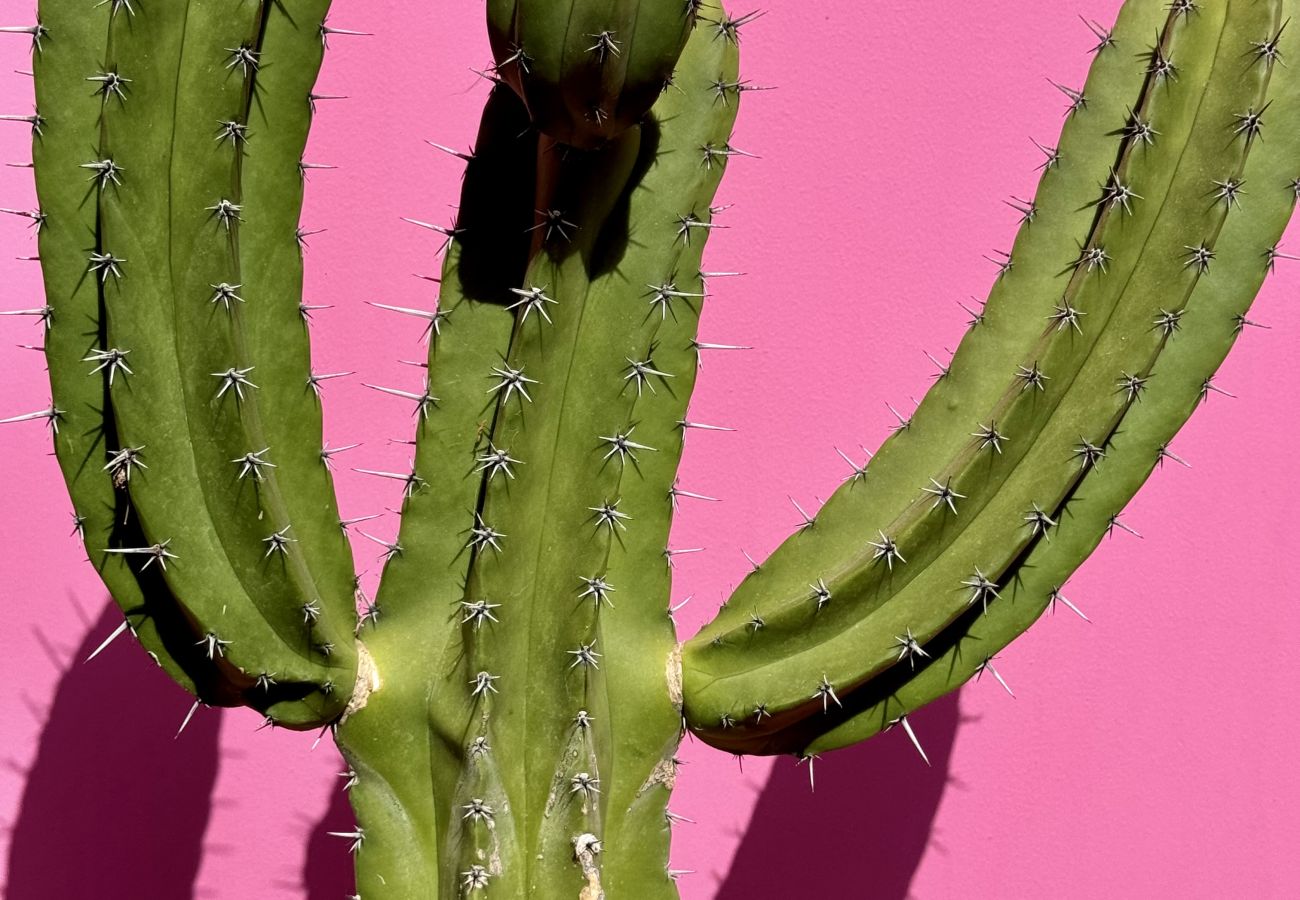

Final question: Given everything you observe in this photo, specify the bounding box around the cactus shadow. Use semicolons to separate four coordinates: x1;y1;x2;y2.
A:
714;691;961;899
4;600;220;900
302;778;357;899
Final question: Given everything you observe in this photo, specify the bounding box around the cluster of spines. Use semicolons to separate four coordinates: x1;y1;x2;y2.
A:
681;0;1293;756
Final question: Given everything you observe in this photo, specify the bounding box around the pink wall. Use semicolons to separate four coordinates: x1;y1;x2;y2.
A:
3;1;1299;897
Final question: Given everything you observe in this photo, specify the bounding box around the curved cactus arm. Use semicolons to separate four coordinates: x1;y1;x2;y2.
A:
27;0;360;727
21;0;241;707
798;14;1300;757
681;0;1292;754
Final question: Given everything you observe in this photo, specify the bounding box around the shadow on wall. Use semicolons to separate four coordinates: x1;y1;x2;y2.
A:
303;781;356;899
4;601;221;900
716;691;961;900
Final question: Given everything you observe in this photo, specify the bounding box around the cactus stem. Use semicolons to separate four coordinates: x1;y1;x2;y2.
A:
85;619;131;663
976;657;1016;698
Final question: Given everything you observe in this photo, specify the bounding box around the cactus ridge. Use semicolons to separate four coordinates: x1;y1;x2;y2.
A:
681;0;1292;755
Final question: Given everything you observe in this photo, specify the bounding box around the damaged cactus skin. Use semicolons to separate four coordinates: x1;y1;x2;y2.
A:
5;0;1296;896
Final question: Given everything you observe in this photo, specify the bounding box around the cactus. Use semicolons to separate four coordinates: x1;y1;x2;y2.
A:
4;0;1296;896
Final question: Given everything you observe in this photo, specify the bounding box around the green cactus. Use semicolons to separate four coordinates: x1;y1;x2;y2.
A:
486;0;700;148
4;0;1297;896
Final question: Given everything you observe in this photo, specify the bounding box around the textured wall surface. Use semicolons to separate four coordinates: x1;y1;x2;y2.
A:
2;1;1299;897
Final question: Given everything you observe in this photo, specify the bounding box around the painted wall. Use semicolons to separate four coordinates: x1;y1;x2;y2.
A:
2;1;1298;897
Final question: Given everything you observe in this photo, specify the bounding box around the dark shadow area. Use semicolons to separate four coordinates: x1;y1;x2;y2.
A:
302;779;357;899
5;601;221;900
715;691;961;900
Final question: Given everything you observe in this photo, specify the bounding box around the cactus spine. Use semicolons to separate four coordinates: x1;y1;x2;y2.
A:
5;0;1296;895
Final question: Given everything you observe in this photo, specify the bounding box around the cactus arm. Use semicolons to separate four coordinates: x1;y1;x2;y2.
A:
799;8;1300;756
682;0;1287;753
85;0;355;726
27;0;244;704
336;85;540;899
